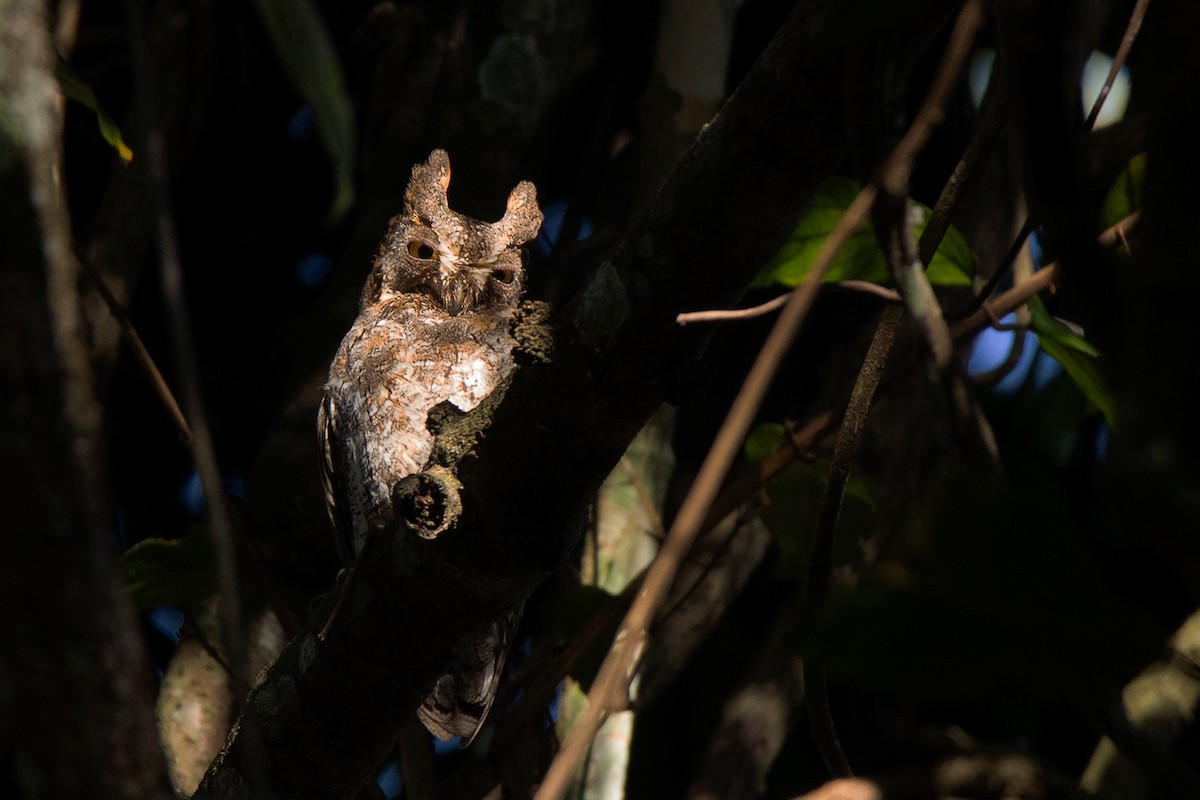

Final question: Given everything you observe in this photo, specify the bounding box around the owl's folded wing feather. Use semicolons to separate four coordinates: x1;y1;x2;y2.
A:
417;604;523;745
318;392;357;565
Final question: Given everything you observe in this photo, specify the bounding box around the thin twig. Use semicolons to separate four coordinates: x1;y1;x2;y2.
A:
949;211;1138;340
806;303;905;777
833;280;902;303
1084;0;1151;131
1099;210;1140;248
970;327;1029;388
144;142;247;678
675;281;900;326
918;62;1009;263
75;249;193;442
674;292;782;326
80;236;300;649
877;0;995;464
651;503;754;627
649;413;835;628
951;265;1060;339
703;412;835;531
950;215;1037;320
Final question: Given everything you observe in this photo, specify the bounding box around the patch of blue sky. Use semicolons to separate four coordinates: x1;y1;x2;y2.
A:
970;49;1130;130
1030;349;1064;390
287;105;317;141
376;760;402;799
148;606;184;643
534;200;593;259
1094;422;1110;460
295;252;334;287
967;318;1066;396
180;470;245;518
967;314;1037;395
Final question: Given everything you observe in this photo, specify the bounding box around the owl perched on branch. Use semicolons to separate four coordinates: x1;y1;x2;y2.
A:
318;150;543;742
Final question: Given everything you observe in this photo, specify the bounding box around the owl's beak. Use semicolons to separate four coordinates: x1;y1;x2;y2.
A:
443;280;468;316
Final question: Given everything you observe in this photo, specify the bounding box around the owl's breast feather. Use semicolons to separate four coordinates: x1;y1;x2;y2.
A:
329;301;517;522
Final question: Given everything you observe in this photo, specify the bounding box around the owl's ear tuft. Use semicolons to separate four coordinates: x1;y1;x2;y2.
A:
498;181;544;246
425;149;451;191
406;150;453;222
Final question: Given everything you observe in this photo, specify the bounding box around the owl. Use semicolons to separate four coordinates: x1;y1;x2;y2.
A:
318;149;543;742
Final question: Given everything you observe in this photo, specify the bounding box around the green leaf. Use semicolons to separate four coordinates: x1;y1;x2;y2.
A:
1100;153;1144;231
753;177;975;290
914;201;975;286
55;56;133;163
1027;295;1117;427
122;524;218;610
253;0;356;222
744;422;786;463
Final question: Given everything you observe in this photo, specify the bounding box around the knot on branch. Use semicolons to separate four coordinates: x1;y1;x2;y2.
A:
391;467;462;539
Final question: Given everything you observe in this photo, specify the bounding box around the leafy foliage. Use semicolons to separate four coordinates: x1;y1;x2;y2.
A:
1100;153;1144;232
54;56;132;163
752;177;975;289
1026;295;1117;427
122;525;218;610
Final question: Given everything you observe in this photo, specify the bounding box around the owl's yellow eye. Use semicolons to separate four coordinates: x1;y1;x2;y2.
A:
407;240;436;260
491;268;515;285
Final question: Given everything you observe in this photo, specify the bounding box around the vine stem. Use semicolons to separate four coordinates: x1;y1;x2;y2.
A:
800;0;988;774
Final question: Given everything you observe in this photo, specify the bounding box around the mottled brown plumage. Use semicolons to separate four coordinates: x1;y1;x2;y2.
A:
319;150;542;742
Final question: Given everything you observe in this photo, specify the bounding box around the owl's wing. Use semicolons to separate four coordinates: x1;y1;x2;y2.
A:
418;603;524;745
317;392;356;565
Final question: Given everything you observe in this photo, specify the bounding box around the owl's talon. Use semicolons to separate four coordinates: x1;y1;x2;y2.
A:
318;563;358;641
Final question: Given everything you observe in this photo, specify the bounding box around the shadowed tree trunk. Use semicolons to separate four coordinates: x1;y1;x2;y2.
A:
0;1;172;797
